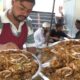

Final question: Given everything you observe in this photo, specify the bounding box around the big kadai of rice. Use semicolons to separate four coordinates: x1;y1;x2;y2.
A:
0;50;39;80
42;39;80;80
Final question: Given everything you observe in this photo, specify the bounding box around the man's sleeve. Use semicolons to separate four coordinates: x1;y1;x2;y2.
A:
61;32;68;37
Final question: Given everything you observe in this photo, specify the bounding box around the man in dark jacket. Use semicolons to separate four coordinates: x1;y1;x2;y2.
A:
50;23;70;42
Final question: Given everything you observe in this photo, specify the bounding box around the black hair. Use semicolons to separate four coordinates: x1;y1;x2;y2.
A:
55;23;63;28
18;0;35;5
76;19;80;23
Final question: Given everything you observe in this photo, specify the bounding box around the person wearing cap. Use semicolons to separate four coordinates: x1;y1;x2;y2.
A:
34;22;50;48
75;19;80;39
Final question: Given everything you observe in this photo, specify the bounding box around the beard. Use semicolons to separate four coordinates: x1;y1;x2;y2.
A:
12;11;27;22
13;14;27;22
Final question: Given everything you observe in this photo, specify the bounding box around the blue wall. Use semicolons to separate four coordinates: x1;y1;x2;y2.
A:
64;0;76;37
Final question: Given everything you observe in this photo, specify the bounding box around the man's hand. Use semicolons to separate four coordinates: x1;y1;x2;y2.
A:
59;6;63;13
51;36;59;41
26;47;36;53
0;42;19;51
59;6;64;17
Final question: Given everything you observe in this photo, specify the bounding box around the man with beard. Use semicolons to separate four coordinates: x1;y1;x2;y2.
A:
0;0;36;53
34;22;50;48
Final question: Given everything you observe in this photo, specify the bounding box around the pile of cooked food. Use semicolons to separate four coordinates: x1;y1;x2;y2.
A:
39;48;54;63
42;39;80;80
0;50;38;80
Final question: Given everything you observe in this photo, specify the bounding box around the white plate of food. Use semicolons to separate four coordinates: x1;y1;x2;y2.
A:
0;49;41;80
39;39;80;80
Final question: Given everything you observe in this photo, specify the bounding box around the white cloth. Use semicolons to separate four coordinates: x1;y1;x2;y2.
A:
34;27;46;48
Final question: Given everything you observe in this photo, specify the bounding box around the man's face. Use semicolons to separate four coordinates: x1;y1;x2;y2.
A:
57;26;63;31
44;27;50;33
12;0;34;22
75;22;80;30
